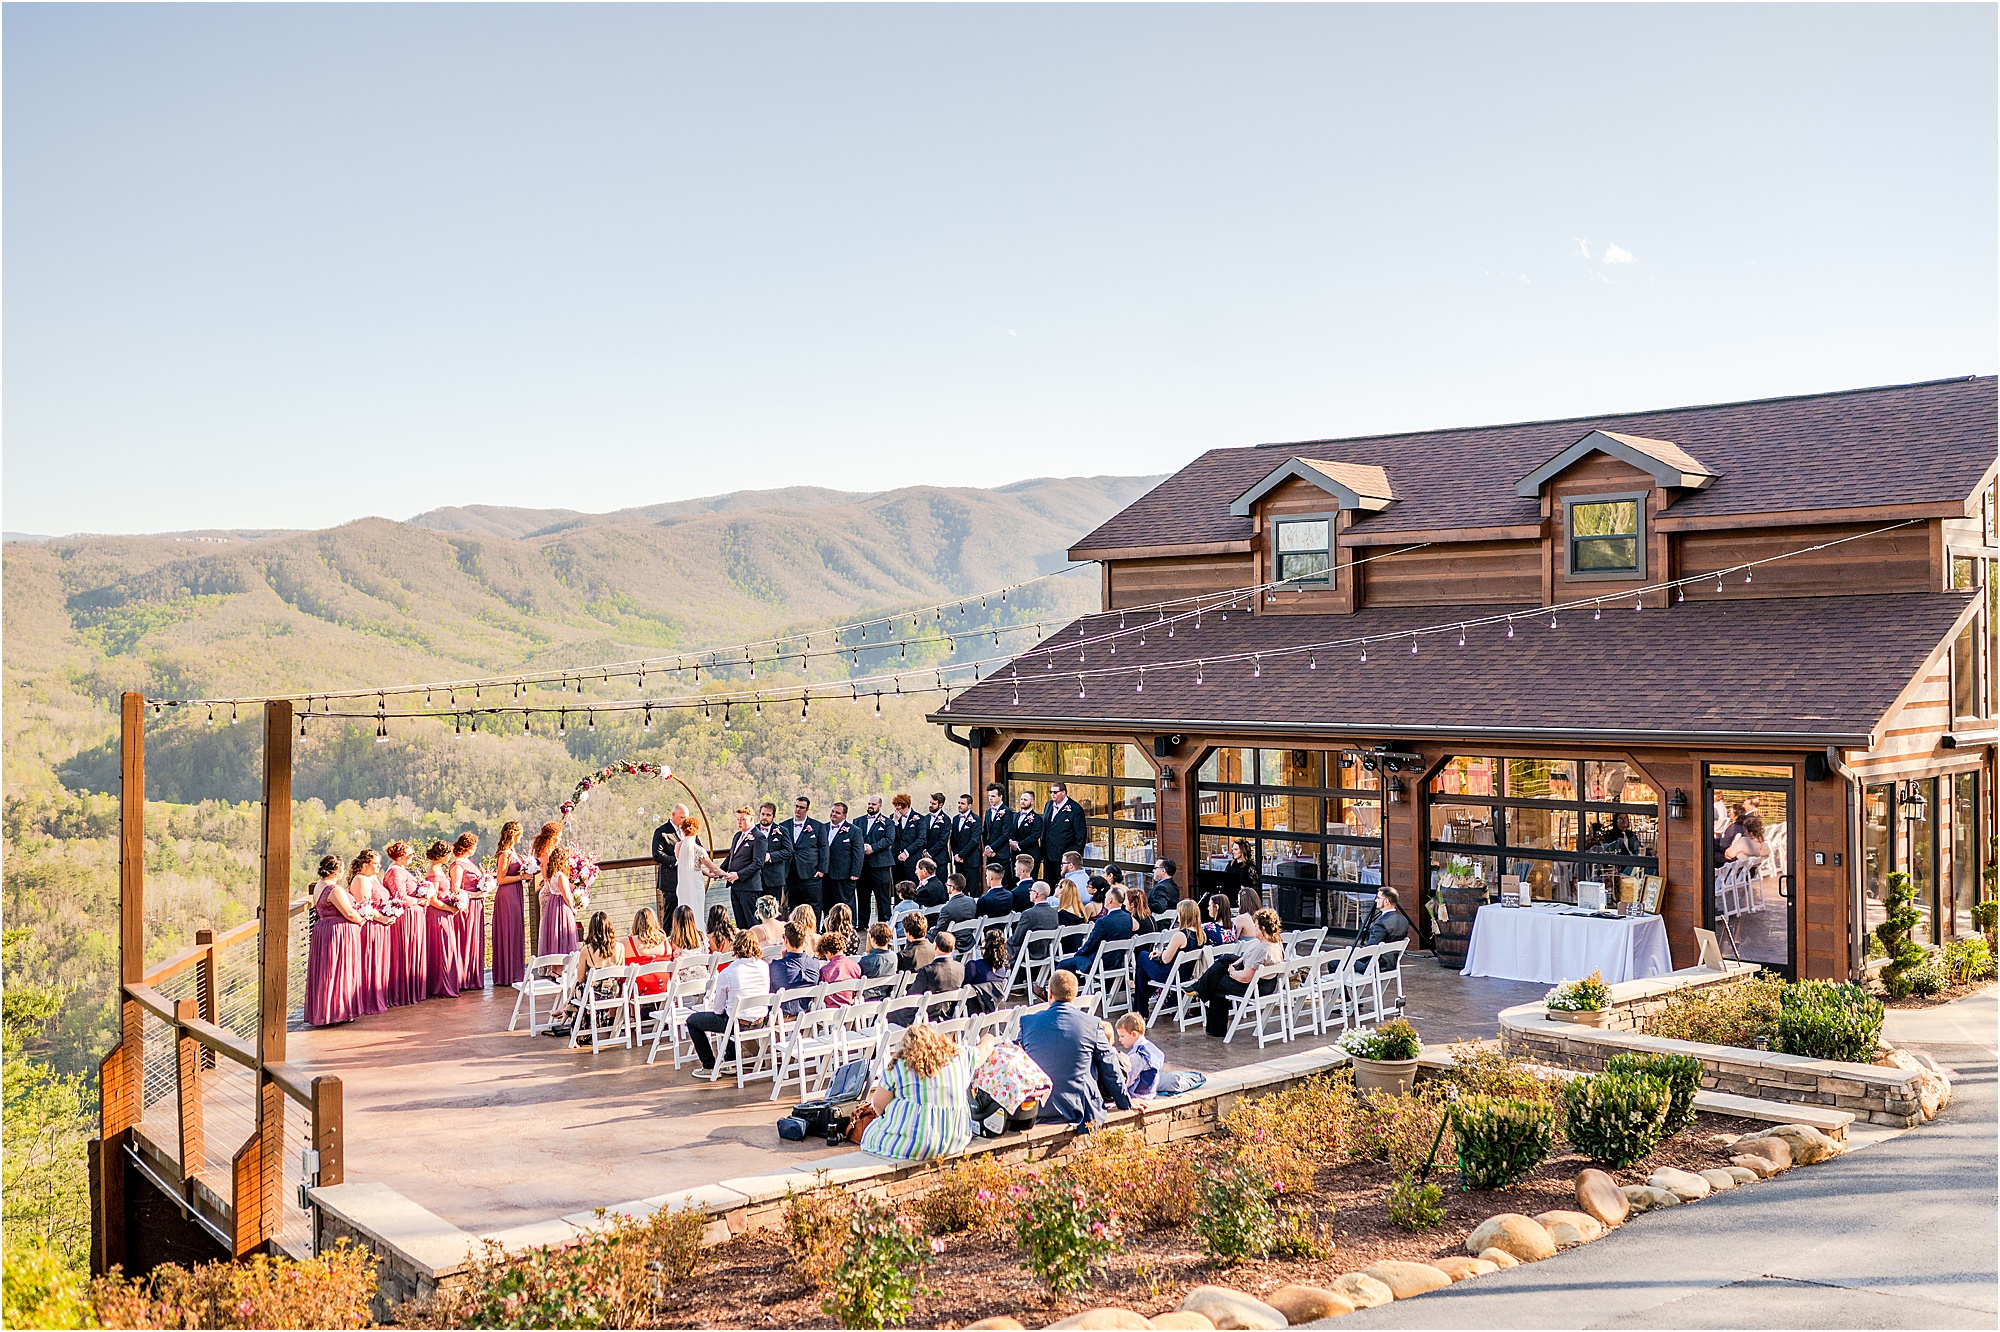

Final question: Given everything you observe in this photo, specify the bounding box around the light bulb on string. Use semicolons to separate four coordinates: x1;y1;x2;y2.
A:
1506;618;1514;638
1077;674;1086;700
1310;649;1318;670
1634;595;1643;611
1457;624;1467;647
723;705;731;730
1136;668;1145;693
1360;640;1368;663
643;706;653;731
557;712;567;736
454;714;462;737
1744;567;1753;584
1677;584;1685;603
231;704;240;725
574;677;583;695
1196;660;1205;685
874;693;883;717
754;699;761;719
1549;609;1557;628
522;713;531;735
207;706;215;727
299;712;308;738
801;696;810;720
471;714;480;734
1594;604;1601;621
1011;681;1020;706
587;712;595;731
1410;637;1418;654
1252;654;1261;677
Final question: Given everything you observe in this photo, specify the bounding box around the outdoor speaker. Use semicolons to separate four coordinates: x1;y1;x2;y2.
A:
965;727;990;748
1153;734;1184;757
1804;753;1830;782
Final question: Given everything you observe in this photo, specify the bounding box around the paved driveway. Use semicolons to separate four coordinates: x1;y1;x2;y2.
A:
1322;991;1997;1329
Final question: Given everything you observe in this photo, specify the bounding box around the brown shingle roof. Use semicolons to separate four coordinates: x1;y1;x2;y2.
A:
935;593;1975;746
1071;376;1996;552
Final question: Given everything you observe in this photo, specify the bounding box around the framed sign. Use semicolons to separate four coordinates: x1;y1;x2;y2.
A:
1641;875;1665;914
1694;927;1726;970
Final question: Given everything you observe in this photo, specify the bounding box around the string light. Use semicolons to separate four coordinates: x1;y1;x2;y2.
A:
1077;674;1086;700
1457;625;1466;647
1136;668;1145;693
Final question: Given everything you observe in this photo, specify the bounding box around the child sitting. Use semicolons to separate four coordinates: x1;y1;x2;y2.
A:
1112;1011;1165;1100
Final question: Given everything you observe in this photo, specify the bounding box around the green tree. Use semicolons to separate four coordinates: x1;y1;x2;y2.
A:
1;932;95;1271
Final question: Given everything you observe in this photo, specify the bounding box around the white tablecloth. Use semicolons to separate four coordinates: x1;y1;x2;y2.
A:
1461;904;1673;985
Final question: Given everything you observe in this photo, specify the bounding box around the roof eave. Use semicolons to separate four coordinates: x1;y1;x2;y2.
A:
1515;430;1720;497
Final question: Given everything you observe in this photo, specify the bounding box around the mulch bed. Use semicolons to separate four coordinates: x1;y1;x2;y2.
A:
1880;979;1995;1010
656;1112;1746;1329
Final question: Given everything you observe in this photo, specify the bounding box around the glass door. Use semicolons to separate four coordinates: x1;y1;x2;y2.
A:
1705;765;1797;975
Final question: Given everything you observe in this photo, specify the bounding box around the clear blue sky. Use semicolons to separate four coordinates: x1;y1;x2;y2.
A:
5;3;1994;536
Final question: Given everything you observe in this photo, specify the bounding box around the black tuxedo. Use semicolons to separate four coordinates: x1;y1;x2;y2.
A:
854;812;896;927
755;819;789;894
947;811;982;882
1042;798;1090;883
914;874;948;908
923;809;951;867
1008;810;1045;879
822;820;861;917
779;816;827;911
891;813;925;874
981;806;1015;883
722;825;764;927
650;821;681;919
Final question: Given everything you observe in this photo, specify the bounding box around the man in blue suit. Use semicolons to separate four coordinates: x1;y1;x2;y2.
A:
1018;970;1133;1128
1055;885;1134;977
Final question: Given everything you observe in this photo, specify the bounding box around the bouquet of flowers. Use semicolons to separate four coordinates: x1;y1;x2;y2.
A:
475;872;498;896
571;852;601;893
380;901;406;923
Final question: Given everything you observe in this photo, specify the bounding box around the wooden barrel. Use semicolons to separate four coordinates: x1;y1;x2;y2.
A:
1430;884;1488;970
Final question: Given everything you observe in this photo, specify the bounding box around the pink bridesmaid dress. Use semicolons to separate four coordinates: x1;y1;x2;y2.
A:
305;878;364;1026
384;864;429;1007
425;868;464;999
356;874;392;1016
538;871;579;958
453;857;487;991
490;850;528;988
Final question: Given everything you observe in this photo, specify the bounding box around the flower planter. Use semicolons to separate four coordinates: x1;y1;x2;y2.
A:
1546;1007;1609;1027
1349;1055;1420;1097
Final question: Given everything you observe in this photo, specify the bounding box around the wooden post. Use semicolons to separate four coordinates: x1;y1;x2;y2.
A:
174;1000;204;1189
194;929;218;1071
260;700;293;1064
94;692;149;1275
229;1125;265;1257
311;1076;344;1187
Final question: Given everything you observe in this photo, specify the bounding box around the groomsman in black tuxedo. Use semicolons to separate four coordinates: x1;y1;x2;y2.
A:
721;806;764;928
854;794;895;928
947;793;982;884
981;783;1016;885
822;802;861;918
923;792;951;869
1008;791;1045;890
1042;781;1090;885
890;793;926;889
756;801;789;904
779;795;827;912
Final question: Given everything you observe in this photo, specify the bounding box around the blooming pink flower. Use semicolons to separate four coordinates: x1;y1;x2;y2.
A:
929;1237;947;1255
974;1190;994;1203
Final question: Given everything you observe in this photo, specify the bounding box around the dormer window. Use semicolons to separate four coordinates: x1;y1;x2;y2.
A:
1565;494;1644;577
1275;518;1333;585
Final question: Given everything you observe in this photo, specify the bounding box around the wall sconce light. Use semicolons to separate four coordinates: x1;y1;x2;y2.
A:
1903;783;1927;818
1667;788;1689;821
1387;777;1406;805
1159;766;1178;793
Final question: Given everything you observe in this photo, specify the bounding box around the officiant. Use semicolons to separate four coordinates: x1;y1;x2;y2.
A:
651;802;690;919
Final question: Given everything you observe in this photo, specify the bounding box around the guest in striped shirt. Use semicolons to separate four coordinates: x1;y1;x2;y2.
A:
857;1022;996;1163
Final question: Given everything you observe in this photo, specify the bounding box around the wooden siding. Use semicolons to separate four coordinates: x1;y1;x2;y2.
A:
1360;539;1542;607
1252;476;1348;614
1545;455;1671;609
1676;522;1936;601
1106;553;1256;610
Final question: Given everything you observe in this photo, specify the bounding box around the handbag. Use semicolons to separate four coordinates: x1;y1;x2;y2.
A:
844;1103;880;1144
971;1040;1052;1115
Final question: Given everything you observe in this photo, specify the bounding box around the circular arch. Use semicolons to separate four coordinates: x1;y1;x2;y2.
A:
556;761;716;852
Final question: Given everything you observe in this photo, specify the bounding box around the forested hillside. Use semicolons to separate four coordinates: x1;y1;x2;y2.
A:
0;473;1151;1266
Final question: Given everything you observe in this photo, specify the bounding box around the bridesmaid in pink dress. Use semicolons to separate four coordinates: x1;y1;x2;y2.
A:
450;832;487;990
489;820;528;988
537;844;581;958
382;841;429;1007
351;851;393;1016
423;840;464;998
305;855;366;1026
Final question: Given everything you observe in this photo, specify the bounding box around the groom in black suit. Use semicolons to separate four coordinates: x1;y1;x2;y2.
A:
721;806;764;928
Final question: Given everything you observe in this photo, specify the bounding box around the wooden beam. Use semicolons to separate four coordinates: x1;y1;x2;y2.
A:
1653;501;1963;533
174;999;204;1190
312;1076;344;1187
229;1127;264;1258
143;919;258;988
1066;540;1252;561
121;692;146;988
195;930;219;1071
260;700;293;1064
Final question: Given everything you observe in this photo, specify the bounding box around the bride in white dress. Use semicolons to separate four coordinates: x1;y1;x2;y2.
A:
674;816;725;916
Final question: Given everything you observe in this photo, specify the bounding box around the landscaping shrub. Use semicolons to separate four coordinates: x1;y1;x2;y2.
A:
1447;1095;1555;1189
1219;1071;1354;1194
1604;1051;1701;1135
1942;935;1996;985
1442;1043;1559;1108
1338;1018;1421;1061
1268;1203;1333;1259
1013;1170;1121;1301
821;1197;935;1330
1972;898;1998;946
1544;970;1611;1012
1776;980;1884;1063
1876;871;1927;997
104;1240;376;1330
1644;973;1784;1048
403;1210;706;1330
3;1236;93;1331
912;1155;1016;1234
1559;1071;1670;1168
1906;956;1946;997
1190;1158;1276;1268
781;1184;850;1290
1352;1085;1453;1175
1386;1174;1445;1231
1061;1128;1205;1231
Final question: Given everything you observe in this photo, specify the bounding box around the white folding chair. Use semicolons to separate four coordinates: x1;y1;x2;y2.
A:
626;960;675;1042
1149;942;1210;1032
1283;927;1328;960
1085;938;1138;1016
714;991;779;1087
571;964;635;1049
644;960;715;1067
1222;959;1292;1047
1344;944;1386;1026
509;952;576;1033
1006;928;1058;1000
771;1006;847;1101
1373;939;1409;1010
1305;949;1355;1036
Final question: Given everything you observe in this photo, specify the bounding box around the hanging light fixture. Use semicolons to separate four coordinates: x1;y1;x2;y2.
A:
1457;624;1466;647
642;705;653;730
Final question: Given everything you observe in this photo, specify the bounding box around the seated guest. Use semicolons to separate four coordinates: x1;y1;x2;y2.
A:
1059;850;1090;898
859;921;899;978
912;858;948;908
823;901;856;955
1085;873;1111;905
1137;898;1203;1015
908;927;967;1020
548;912;622;1038
1127;890;1158;940
896;911;937;973
1009;880;1060;959
788;903;819;949
667;904;704;957
890;881;921;927
1195;908;1284;1038
1009;854;1038;912
936;873;980;949
1202;893;1238;945
1105;864;1127;893
768;921;822;1016
1056;880;1088;926
705;903;733;939
750;896;786;948
1113;1011;1165;1100
688;930;772;1076
1018;970;1132;1129
816;930;862;1006
1081;901;1103;922
707;921;738;964
857;1022;995;1163
1148;859;1181;916
1232;887;1262;941
624;907;672;997
964;928;1010;1014
1055;885;1133;977
1358;886;1410;972
976;864;1015;920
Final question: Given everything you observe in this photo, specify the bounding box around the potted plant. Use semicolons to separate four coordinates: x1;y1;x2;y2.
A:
1339;1018;1422;1095
1544;971;1612;1026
